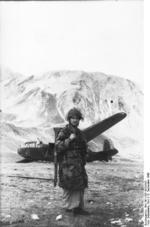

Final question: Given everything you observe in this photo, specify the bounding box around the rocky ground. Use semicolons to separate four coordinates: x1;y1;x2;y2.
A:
0;153;144;227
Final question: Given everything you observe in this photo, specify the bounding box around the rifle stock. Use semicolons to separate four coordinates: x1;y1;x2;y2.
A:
54;145;57;187
53;128;62;187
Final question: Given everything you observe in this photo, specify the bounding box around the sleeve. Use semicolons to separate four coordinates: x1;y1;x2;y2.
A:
55;128;71;154
79;132;88;165
82;144;88;165
81;132;88;155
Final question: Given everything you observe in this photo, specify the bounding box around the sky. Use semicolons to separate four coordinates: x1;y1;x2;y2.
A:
0;1;143;88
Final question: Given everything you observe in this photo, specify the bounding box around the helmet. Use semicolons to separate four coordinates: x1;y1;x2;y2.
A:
66;108;84;121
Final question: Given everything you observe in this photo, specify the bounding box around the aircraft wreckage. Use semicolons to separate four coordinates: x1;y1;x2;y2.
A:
17;112;127;162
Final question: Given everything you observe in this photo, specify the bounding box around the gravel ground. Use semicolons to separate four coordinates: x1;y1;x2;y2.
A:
0;154;144;227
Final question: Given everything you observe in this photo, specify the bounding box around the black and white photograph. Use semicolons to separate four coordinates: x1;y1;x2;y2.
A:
0;0;145;226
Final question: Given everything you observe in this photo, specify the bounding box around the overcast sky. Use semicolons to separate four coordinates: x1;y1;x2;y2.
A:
0;1;143;88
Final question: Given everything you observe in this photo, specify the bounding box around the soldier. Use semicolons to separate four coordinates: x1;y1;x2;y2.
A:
55;108;89;215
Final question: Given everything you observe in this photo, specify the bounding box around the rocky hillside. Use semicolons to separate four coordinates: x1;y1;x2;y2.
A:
0;68;143;160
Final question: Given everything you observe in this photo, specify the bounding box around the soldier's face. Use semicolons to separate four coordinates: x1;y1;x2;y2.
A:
70;117;80;127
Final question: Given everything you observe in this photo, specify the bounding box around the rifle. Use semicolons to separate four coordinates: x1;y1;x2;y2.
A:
54;147;57;187
53;127;62;187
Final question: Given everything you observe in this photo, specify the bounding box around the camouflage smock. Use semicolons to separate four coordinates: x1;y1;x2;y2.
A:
55;124;88;191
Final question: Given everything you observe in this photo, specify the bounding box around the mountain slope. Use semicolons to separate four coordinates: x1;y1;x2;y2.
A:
0;69;143;160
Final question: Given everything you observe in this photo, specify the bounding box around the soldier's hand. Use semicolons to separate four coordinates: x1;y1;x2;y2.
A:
69;133;76;141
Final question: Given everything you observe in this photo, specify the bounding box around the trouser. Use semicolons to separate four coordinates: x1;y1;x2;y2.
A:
62;189;84;210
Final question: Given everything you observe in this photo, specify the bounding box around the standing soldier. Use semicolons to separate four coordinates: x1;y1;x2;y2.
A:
55;108;89;215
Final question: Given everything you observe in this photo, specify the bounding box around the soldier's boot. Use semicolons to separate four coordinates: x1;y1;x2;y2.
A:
73;207;89;215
